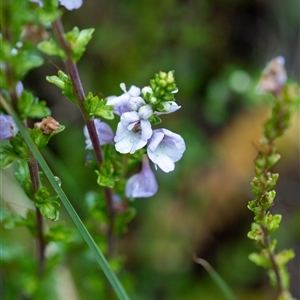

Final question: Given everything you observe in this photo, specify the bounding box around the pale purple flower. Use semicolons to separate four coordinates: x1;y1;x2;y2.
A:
114;111;152;154
84;119;114;149
15;82;24;98
0;114;19;139
256;56;287;94
107;83;144;116
59;0;83;10
147;128;186;173
126;155;158;198
29;0;83;10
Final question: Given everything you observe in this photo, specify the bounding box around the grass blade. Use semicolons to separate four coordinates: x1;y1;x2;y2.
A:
1;97;130;300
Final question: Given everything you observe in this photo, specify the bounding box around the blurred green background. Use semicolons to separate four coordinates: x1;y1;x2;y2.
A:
2;0;299;299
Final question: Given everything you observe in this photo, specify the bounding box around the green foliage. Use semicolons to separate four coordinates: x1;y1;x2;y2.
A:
38;37;66;60
34;187;60;221
17;91;51;119
14;160;33;198
46;70;78;103
114;207;136;236
95;160;119;188
65;27;95;63
84;92;114;120
29;124;65;149
0;144;20;169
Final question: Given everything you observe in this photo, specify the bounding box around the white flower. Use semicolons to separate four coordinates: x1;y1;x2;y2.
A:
114;111;152;154
84;119;114;149
126;155;158;198
147;128;185;173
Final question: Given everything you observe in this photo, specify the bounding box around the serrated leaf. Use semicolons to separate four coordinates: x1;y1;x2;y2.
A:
0;146;18;169
35;198;60;221
95;161;118;188
46;71;77;103
37;38;66;59
84;93;114;120
18;91;51;119
65;27;95;62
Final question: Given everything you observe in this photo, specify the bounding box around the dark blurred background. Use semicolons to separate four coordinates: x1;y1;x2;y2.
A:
17;0;300;299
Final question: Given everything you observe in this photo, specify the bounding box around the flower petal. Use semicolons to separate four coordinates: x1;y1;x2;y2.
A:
147;128;185;172
0;114;19;139
126;156;158;198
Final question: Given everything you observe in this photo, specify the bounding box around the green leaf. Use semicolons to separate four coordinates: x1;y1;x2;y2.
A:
34;186;60;221
95;160;118;188
247;222;263;241
37;38;66;59
15;160;33;198
17;91;51;119
46;70;78;103
29;124;65;149
248;251;271;268
45;223;74;243
275;249;295;267
35;199;60;221
2;210;26;230
84;92;114;120
65;27;95;62
12;51;44;80
266;214;282;234
9;133;30;160
0;145;18;169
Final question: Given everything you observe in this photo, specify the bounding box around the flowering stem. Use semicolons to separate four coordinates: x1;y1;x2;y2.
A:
52;19;116;256
248;83;297;299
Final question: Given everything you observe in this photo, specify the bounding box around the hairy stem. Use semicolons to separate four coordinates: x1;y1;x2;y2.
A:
52;19;116;256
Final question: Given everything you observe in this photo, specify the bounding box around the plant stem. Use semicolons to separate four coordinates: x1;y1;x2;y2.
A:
52;19;116;257
261;225;283;293
28;156;45;275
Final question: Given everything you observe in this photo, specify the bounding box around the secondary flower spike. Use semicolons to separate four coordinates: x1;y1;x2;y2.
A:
84;119;114;149
147;128;186;173
0;114;19;139
126;155;158;198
